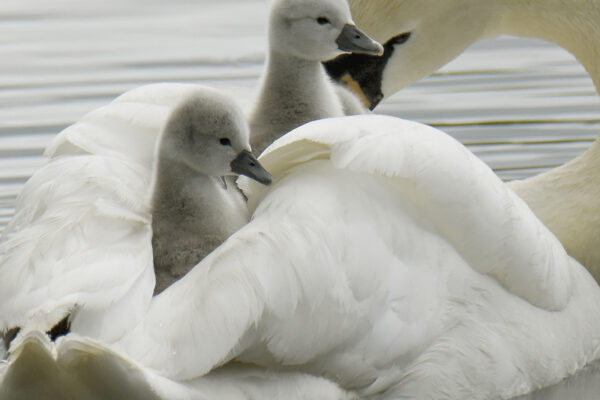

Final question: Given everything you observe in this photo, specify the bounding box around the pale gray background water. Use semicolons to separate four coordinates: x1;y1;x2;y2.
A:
1;0;599;398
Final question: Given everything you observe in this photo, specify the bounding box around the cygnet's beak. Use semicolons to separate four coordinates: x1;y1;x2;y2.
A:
230;150;272;186
336;24;383;56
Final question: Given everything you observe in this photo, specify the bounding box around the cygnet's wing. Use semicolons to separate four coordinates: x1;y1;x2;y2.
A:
116;115;585;388
0;154;153;342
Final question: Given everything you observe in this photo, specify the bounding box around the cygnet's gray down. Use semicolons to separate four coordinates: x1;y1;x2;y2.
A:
249;0;383;154
151;88;271;294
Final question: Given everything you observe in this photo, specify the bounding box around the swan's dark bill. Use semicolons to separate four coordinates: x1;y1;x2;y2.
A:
230;150;272;185
336;24;383;56
325;33;412;110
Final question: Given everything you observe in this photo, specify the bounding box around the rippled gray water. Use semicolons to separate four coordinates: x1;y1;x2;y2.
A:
1;0;599;398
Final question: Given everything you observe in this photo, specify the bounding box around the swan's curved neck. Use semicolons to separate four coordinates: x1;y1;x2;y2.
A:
499;0;600;93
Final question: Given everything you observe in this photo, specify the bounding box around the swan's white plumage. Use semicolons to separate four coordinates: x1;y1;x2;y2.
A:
253;117;574;310
343;0;600;280
2;105;599;397
0;154;153;342
100;115;600;399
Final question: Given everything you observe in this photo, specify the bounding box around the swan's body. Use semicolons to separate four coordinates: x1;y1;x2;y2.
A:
322;0;600;279
249;0;382;154
150;91;271;294
102;115;599;400
1;105;599;398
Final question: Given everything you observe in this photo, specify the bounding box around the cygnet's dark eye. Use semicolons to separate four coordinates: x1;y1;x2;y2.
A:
219;138;232;146
316;17;331;25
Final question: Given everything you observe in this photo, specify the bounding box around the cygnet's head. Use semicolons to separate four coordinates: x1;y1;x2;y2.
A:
159;89;272;185
268;0;383;61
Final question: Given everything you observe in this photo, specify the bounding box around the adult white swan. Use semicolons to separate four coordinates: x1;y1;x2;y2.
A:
5;115;594;399
324;0;600;281
4;114;599;399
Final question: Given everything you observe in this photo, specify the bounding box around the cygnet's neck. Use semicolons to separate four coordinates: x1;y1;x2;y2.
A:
250;49;345;154
151;156;247;294
152;158;222;233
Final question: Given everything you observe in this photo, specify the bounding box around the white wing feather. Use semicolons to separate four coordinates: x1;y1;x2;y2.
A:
0;155;153;342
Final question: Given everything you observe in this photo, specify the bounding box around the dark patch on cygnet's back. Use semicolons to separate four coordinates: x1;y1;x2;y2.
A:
47;314;71;341
2;314;71;352
2;326;21;351
323;32;412;110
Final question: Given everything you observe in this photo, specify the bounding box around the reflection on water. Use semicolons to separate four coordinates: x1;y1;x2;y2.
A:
1;0;599;398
